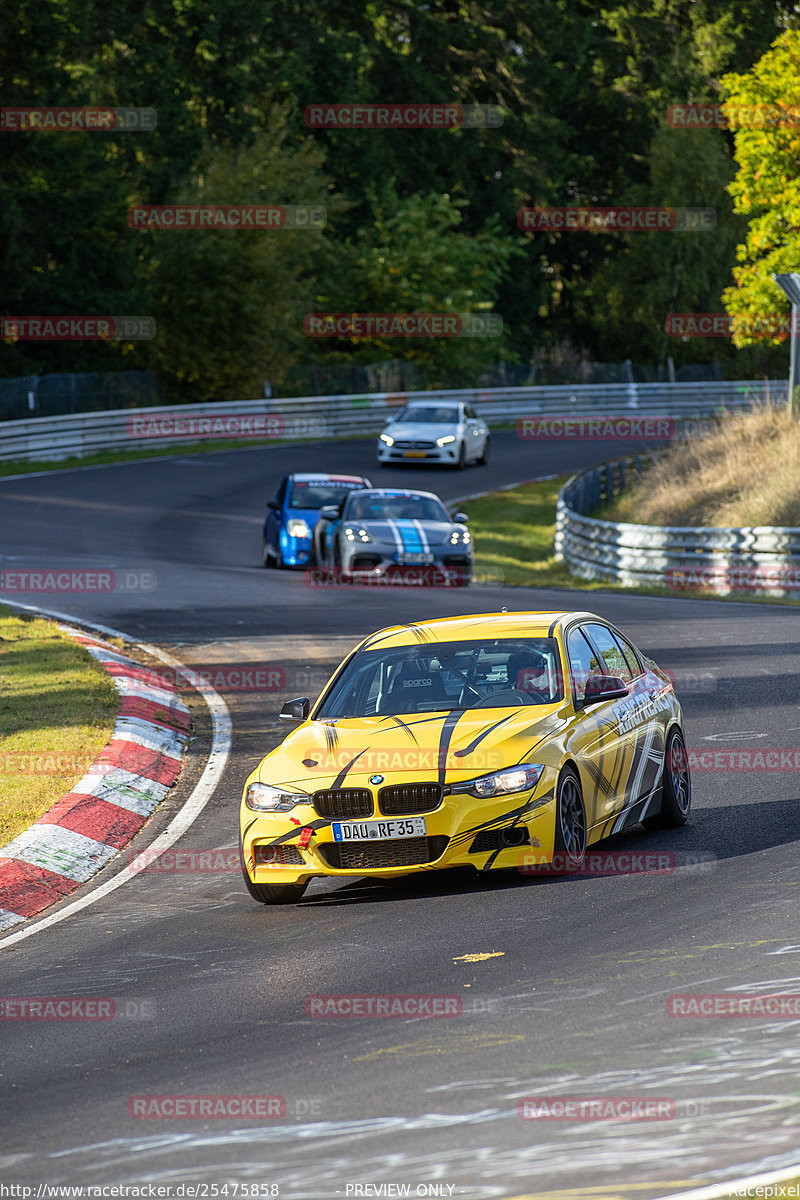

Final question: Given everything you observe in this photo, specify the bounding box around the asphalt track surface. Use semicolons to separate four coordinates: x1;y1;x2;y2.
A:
2;432;800;1198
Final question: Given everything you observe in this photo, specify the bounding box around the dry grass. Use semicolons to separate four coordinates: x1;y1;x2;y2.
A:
603;405;800;528
0;607;118;845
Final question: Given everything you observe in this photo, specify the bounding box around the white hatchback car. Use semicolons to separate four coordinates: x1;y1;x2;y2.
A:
377;400;490;469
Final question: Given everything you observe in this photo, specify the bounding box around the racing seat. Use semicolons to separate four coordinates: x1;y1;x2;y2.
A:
379;661;449;714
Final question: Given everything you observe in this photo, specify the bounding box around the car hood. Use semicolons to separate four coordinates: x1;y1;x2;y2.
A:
349;519;459;547
259;705;566;791
284;506;321;526
384;422;460;440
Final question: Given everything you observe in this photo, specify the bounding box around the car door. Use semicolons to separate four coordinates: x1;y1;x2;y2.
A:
463;404;483;460
582;622;667;829
264;476;288;554
564;624;633;832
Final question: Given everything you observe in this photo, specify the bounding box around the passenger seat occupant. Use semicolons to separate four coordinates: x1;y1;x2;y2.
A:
506;651;550;700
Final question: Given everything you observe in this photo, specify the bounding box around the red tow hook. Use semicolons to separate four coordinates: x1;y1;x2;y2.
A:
298;827;314;849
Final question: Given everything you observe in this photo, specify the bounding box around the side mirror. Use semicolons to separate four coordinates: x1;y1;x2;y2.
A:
453;512;469;523
318;506;338;521
279;697;310;722
267;499;280;511
582;675;629;704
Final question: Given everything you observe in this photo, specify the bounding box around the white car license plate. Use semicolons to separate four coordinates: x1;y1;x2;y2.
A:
397;552;434;564
332;817;427;841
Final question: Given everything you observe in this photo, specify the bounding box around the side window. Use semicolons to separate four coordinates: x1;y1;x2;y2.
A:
567;628;605;701
584;623;633;682
613;633;642;678
275;478;288;506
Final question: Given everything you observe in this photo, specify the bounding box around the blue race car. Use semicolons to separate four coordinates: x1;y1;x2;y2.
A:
262;473;372;569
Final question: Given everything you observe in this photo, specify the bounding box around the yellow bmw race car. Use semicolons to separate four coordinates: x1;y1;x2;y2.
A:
239;610;690;904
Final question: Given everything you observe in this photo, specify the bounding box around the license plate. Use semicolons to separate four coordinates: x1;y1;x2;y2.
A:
397;552;434;564
332;817;427;841
403;450;427;458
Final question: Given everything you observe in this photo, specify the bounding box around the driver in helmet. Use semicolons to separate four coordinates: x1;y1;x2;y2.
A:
506;649;551;701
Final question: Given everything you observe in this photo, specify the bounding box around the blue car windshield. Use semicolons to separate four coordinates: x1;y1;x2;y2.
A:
316;638;564;717
343;493;449;522
288;482;363;510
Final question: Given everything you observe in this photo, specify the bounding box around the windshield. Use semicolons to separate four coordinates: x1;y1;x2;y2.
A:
394;406;460;424
342;492;450;522
317;638;564;718
288;481;364;510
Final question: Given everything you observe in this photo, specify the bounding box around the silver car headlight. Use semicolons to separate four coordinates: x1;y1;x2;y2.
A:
437;434;456;446
343;526;373;542
286;518;311;538
455;764;545;798
244;782;308;812
449;529;471;544
380;433;394;446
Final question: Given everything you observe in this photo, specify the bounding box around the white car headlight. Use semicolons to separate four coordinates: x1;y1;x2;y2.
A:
245;782;308;812
286;518;311;538
449;529;471;544
458;764;544;798
436;434;456;446
380;434;394;446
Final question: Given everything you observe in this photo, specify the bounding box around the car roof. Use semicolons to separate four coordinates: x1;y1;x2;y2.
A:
356;611;604;650
288;473;369;483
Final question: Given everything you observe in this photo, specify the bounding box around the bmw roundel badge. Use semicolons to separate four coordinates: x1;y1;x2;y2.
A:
369;774;385;785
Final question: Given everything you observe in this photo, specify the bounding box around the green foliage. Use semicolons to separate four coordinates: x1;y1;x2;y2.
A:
721;30;800;347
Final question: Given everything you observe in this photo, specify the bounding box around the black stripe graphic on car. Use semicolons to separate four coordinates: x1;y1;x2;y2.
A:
329;750;369;789
437;710;465;785
453;713;517;757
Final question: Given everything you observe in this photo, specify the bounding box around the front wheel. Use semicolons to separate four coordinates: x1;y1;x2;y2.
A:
477;436;490;465
644;726;691;828
455;442;467;470
554;766;587;866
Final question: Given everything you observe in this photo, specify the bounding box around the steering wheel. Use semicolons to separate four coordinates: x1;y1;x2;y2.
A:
471;688;550;707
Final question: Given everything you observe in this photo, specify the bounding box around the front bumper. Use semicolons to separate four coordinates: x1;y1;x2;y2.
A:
377;442;460;464
339;543;472;584
240;778;557;886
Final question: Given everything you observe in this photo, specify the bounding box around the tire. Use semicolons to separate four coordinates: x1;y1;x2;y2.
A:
477;436;490;465
275;543;286;569
239;843;308;905
643;726;691;829
554;765;587;866
262;542;273;568
455;441;467;470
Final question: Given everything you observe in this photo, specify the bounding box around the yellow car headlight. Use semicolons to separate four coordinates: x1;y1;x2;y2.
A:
455;764;544;798
244;782;308;812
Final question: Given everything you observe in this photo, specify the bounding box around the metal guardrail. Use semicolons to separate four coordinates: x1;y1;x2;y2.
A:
0;378;784;464
555;453;800;597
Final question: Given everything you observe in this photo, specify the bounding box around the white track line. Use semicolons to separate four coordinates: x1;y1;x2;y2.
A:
0;601;232;950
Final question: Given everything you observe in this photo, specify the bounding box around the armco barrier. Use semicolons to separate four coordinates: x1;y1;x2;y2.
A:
0;379;783;463
555;454;800;596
